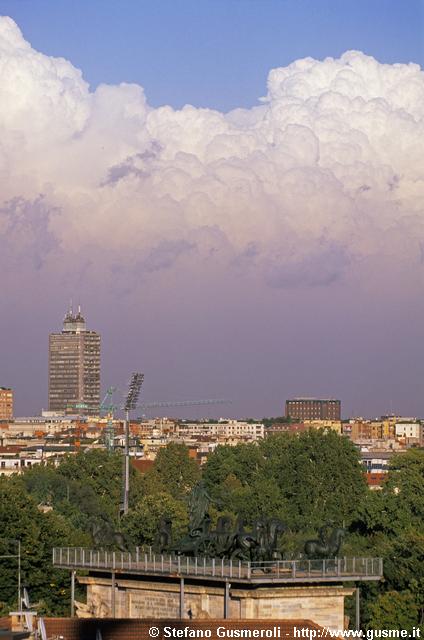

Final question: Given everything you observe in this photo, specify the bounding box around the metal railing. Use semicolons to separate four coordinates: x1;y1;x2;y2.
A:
52;548;383;582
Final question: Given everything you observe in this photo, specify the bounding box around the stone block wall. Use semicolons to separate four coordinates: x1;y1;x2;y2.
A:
77;575;353;632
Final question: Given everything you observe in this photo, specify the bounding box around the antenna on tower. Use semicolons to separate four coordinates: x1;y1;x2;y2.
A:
22;587;30;609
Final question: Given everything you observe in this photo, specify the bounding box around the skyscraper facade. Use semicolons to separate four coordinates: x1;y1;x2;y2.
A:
48;308;101;415
0;387;13;420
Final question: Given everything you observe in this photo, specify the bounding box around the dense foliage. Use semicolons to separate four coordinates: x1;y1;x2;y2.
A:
0;476;88;615
349;449;424;629
202;431;367;530
0;434;423;628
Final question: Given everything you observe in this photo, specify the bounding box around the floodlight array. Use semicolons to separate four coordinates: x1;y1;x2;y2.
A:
124;372;144;411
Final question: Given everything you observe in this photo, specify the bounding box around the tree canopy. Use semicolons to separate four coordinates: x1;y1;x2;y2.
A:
0;433;423;629
203;431;367;530
142;443;201;498
0;476;88;615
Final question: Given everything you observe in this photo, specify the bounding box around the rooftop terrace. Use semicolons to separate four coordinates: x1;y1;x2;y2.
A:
53;547;383;584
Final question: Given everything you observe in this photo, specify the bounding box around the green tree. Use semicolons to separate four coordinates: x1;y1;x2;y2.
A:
56;450;123;518
0;477;88;615
203;443;264;491
202;443;266;515
121;492;188;547
383;449;424;530
349;449;424;630
23;449;146;529
367;591;420;631
260;430;367;529
203;432;367;533
262;416;291;428
143;443;201;498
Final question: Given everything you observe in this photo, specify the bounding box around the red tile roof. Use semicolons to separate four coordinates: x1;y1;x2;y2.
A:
364;472;386;487
131;459;154;473
0;446;21;453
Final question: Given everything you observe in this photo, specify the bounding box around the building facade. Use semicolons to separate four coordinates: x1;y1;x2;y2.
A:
48;308;100;415
285;398;341;421
174;420;265;441
395;422;421;440
0;387;13;420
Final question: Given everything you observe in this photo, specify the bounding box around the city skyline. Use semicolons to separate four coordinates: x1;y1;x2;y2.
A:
1;4;424;419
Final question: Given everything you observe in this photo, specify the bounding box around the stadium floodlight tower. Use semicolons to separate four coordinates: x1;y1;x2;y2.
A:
122;372;144;515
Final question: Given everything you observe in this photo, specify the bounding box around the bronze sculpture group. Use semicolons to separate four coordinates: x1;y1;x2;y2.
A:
88;481;345;561
154;481;345;561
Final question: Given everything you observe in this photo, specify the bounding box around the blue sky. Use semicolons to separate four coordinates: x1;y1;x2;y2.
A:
1;0;423;111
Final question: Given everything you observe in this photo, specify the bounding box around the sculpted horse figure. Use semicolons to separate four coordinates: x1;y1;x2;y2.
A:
228;517;285;563
88;515;130;552
251;518;286;569
252;519;268;562
214;516;234;557
229;518;259;561
304;526;345;559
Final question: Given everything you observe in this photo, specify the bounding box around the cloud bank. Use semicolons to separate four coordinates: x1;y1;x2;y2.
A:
1;16;424;290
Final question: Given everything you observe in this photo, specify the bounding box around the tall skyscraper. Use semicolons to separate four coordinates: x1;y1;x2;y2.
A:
0;387;13;420
48;307;101;415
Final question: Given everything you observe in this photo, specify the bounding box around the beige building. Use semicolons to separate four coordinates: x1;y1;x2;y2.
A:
303;419;342;434
174;420;265;441
48;308;100;416
395;422;421;439
0;387;13;420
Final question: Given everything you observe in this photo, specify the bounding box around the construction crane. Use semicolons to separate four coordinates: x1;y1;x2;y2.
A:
136;398;229;416
101;374;230;516
99;386;229;450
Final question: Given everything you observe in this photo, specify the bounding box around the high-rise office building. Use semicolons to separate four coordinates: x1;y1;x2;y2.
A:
285;398;341;421
0;387;13;420
48;307;100;415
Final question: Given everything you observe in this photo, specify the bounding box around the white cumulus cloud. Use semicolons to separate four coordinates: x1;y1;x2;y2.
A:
1;16;424;290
